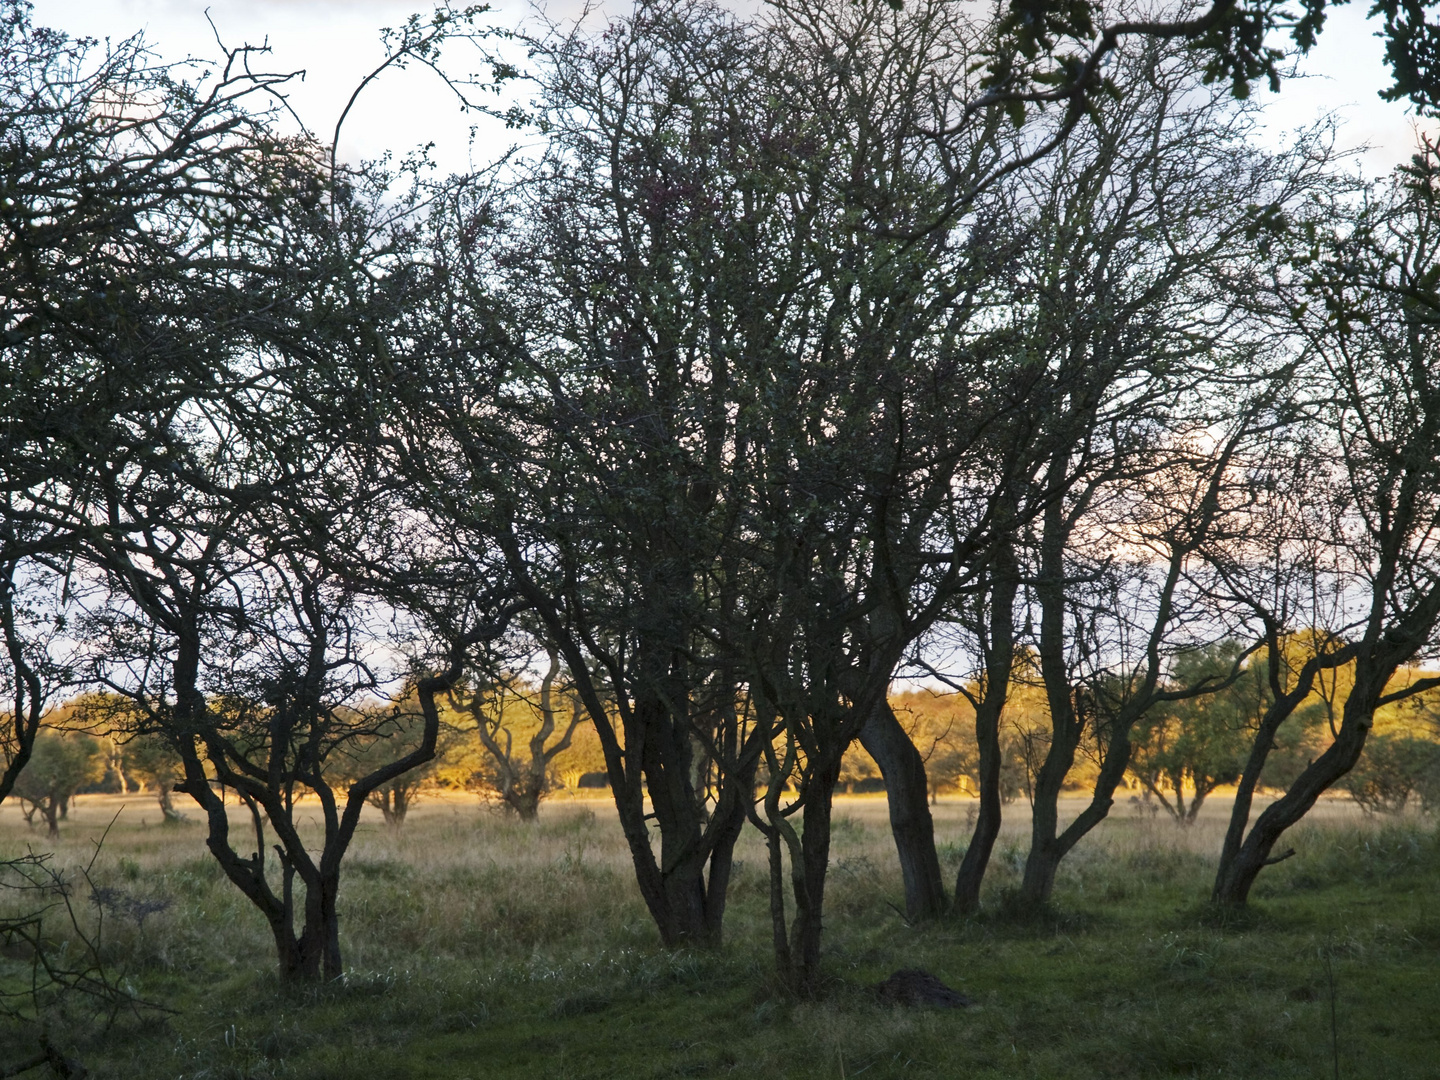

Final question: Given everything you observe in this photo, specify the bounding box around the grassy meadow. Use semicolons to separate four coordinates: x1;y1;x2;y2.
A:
1;790;1437;1079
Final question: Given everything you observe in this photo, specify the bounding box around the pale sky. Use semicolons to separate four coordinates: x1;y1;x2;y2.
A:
30;0;1433;177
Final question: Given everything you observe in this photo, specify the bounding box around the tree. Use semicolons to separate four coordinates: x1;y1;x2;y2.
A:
972;48;1332;909
885;689;1036;806
81;478;499;982
0;0;317;548
1130;643;1258;824
449;647;586;821
1212;153;1440;904
1341;732;1440;814
0;0;313;812
0;0;520;981
328;701;455;827
982;0;1440;122
874;40;1327;913
401;0;805;949
0;559;68;806
121;733;187;823
12;730;105;838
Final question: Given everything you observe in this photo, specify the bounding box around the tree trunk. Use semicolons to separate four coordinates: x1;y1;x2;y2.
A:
953;556;1018;915
787;759;841;997
1184;779;1218;825
504;774;542;821
699;788;749;943
299;872;343;982
858;700;946;920
613;758;747;949
1017;713;1083;908
953;699;1004;913
631;688;712;945
258;859;345;985
373;786;412;826
156;783;184;823
1213;674;1382;906
1211;645;1351;904
1019;840;1063;907
379;791;398;826
1018;721;1133;909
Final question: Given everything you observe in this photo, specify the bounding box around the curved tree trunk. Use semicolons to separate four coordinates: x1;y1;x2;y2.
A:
1017;737;1078;908
1213;669;1383;906
952;698;1004;913
1212;640;1357;905
858;700;946;920
1019;721;1134;908
156;782;184;823
953;562;1019;915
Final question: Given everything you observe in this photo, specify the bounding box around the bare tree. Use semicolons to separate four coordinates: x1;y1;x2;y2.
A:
398;0;799;948
955;51;1336;909
76;439;508;982
1212;150;1440;905
0;3;307;809
450;647;586;821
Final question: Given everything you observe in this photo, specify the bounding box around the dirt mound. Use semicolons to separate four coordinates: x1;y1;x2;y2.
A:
873;968;972;1008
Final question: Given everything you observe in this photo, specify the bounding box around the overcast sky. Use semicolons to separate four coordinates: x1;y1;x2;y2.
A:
30;0;1435;177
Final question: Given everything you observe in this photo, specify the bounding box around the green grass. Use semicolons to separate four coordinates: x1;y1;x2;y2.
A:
1;794;1437;1078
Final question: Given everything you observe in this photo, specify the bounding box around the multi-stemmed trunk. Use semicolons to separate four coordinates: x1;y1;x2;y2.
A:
369;784;415;827
612;776;751;947
464;647;584;824
1212;645;1398;907
503;490;757;946
27;795;62;839
1016;696;1085;908
1211;727;1368;907
628;691;750;947
172;640;462;982
1016;430;1235;910
270;856;343;983
556;638;758;948
758;742;843;998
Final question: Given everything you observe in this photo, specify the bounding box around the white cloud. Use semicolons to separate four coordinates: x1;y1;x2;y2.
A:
1256;2;1435;174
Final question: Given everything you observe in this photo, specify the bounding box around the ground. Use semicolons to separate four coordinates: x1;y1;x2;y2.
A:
0;791;1435;1078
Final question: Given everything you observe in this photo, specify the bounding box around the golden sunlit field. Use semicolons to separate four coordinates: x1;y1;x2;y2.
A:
2;790;1436;1079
